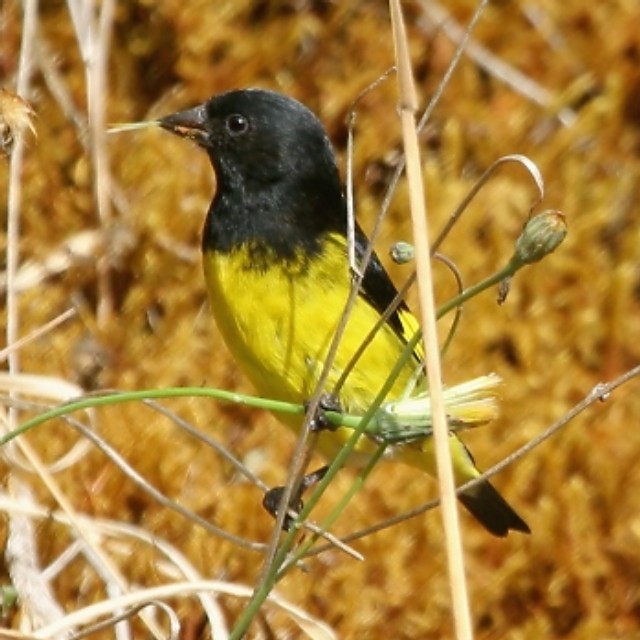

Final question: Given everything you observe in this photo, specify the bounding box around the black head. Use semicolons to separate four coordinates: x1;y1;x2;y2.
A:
159;89;346;260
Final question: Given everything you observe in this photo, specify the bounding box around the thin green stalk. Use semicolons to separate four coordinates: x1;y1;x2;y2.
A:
436;262;516;319
0;388;304;447
278;443;387;577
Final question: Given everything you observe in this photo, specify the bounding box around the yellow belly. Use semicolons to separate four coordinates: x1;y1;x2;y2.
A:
202;235;422;446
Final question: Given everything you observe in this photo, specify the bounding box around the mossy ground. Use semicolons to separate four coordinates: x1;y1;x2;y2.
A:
2;1;640;638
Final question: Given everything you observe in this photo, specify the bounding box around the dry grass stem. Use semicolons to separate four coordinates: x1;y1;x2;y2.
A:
390;1;472;638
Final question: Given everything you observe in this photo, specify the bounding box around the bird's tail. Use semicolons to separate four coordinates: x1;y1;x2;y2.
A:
393;431;530;537
458;479;530;537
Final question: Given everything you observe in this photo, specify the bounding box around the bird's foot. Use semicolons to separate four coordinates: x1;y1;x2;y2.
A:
304;393;342;432
262;466;329;531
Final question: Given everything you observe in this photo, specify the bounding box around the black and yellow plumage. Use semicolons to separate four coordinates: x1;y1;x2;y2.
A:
160;89;529;537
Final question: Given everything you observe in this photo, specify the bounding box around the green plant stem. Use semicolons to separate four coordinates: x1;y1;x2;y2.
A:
436;261;517;320
228;373;398;637
278;443;387;577
0;388;303;447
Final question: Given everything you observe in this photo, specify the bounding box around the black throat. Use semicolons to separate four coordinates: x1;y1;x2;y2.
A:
201;152;347;270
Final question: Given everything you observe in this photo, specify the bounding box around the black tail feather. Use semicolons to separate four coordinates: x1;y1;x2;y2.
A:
458;480;530;537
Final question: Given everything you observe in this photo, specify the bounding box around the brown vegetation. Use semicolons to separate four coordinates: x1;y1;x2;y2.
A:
2;1;640;637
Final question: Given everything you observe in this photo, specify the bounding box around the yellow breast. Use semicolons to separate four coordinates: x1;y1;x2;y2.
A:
202;233;422;418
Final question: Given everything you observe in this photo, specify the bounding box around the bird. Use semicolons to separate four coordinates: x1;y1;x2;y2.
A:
159;88;529;537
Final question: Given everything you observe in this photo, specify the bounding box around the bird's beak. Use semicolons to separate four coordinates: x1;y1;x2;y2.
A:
159;105;208;145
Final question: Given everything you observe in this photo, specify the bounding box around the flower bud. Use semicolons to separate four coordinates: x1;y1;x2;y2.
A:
389;241;415;265
512;210;567;266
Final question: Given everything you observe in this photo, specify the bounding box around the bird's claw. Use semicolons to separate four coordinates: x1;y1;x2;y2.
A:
262;466;330;531
304;393;342;432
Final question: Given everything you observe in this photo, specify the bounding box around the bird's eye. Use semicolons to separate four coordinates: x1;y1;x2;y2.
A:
225;113;249;135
